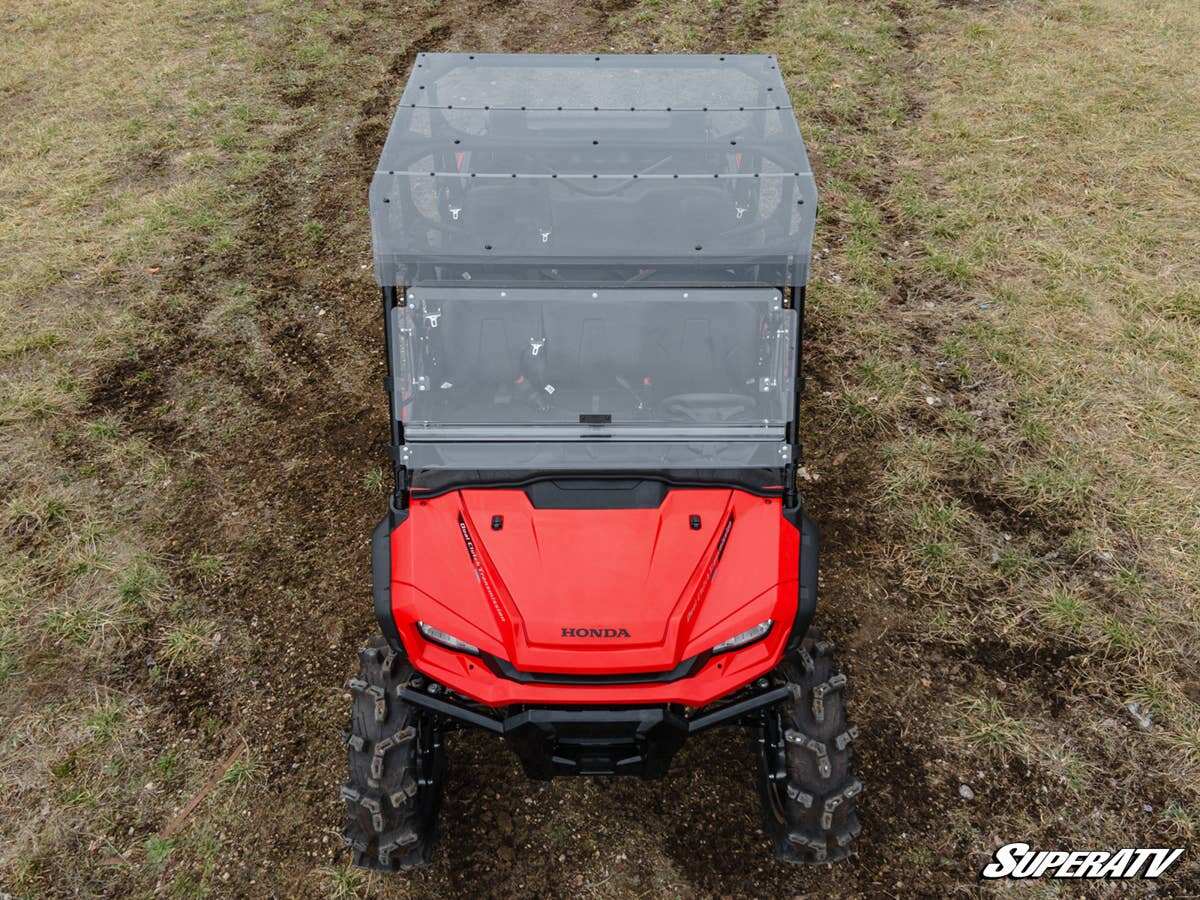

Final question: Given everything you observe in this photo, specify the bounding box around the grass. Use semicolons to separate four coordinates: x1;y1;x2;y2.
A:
0;0;357;893
319;864;369;900
145;835;176;868
2;0;1198;894
159;620;218;669
898;0;1199;751
220;754;264;794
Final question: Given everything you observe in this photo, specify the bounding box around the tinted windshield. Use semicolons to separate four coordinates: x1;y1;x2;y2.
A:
391;288;795;435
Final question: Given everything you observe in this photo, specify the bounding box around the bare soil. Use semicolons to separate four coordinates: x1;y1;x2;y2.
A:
54;0;1196;896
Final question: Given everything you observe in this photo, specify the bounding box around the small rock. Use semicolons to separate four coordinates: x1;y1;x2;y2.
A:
959;784;975;801
1125;701;1153;731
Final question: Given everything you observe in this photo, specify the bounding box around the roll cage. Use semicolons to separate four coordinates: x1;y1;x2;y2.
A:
370;53;817;512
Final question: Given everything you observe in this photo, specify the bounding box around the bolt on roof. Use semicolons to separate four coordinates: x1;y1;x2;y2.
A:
371;53;817;288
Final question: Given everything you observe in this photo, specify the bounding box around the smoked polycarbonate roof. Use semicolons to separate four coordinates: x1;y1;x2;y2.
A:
370;53;817;288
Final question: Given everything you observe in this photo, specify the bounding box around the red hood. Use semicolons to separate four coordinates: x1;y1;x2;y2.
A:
461;489;733;650
391;488;797;676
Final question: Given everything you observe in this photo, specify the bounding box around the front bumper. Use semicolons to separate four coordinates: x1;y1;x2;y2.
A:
399;680;794;778
405;628;786;707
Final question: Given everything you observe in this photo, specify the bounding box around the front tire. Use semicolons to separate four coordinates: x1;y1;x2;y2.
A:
758;635;863;863
341;636;445;869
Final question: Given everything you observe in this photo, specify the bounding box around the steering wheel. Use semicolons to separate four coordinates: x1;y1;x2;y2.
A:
660;393;758;422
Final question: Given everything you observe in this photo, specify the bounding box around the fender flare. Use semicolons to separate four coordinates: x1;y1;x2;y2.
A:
783;503;820;651
372;503;408;650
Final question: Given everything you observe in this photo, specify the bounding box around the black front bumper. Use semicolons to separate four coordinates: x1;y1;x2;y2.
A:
399;682;794;779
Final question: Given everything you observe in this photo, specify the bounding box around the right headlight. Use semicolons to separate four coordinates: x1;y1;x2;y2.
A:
711;618;773;654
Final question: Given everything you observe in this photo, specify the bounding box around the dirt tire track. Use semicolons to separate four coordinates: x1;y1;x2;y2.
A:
77;0;1012;895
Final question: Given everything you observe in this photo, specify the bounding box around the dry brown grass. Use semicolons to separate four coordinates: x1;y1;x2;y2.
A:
836;0;1200;879
897;0;1200;782
1;0;1198;894
0;0;337;893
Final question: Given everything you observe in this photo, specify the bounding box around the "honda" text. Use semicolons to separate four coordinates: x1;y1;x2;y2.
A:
561;627;631;638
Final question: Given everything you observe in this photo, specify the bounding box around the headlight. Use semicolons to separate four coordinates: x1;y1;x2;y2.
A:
417;621;479;655
712;618;773;654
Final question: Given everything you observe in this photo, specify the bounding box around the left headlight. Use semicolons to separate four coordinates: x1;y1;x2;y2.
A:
417;621;479;655
711;618;773;654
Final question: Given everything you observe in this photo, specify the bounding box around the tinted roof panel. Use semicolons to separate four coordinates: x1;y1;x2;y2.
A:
371;54;817;288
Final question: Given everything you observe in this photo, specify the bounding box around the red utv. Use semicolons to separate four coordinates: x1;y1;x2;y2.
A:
342;52;861;869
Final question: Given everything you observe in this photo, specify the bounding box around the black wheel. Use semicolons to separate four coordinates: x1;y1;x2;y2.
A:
757;635;863;863
341;636;445;869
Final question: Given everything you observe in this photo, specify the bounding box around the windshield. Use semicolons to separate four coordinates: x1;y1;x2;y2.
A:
391;288;795;438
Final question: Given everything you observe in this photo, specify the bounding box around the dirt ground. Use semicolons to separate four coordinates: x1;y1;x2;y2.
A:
3;0;1198;896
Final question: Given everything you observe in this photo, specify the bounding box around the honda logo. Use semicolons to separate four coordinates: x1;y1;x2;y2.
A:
561;627;631;638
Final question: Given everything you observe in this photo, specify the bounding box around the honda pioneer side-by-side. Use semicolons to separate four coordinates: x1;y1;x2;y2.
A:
341;52;861;869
